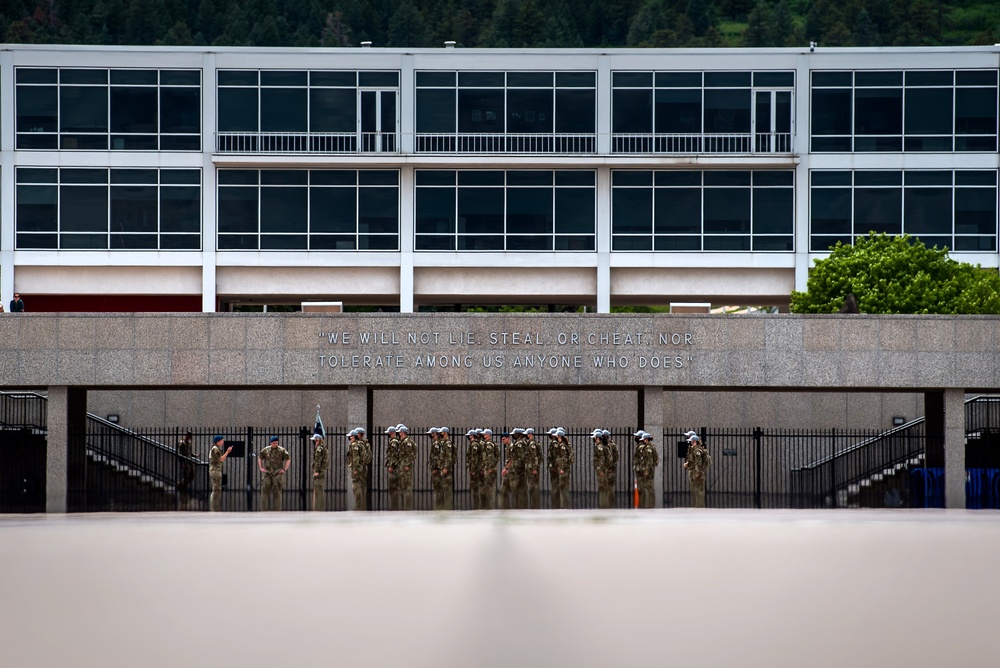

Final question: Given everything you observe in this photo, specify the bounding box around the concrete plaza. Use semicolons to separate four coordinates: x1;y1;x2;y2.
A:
2;510;998;667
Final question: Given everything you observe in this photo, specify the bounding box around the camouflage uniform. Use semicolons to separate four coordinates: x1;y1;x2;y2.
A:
593;432;614;509
385;431;401;510
348;434;372;510
547;432;574;510
259;441;290;511
480;434;500;510
209;442;224;512
466;432;483;510
312;438;329;511
429;430;455;511
396;431;417;510
509;431;529;509
684;437;712;508
606;434;620;507
176;435;195;511
524;433;542;509
633;433;659;509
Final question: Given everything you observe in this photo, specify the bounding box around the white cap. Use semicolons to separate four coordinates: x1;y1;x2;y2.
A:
427;427;439;434
555;428;566;437
591;429;603;438
466;429;476;437
547;427;558;436
685;431;701;442
483;428;493;436
384;426;397;434
397;424;408;433
633;430;645;438
525;427;535;435
602;430;610;437
440;427;450;434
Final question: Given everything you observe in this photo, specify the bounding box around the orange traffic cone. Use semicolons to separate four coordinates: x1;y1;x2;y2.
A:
633;479;640;508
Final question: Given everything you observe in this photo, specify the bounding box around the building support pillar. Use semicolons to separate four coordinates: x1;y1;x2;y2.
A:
46;386;87;513
943;388;966;509
640;386;664;508
346;385;368;510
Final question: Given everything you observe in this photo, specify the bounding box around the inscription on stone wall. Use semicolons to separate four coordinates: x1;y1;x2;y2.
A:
317;327;696;372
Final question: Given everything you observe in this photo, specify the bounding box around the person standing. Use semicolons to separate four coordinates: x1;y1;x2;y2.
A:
547;427;574;510
347;429;371;510
9;293;24;313
604;430;620;508
524;428;542;509
176;430;195;511
429;427;455;510
683;431;712;508
396;425;417;510
480;428;499;510
465;429;483;510
258;435;290;511
633;431;659;509
311;430;329;511
504;428;528;509
385;425;401;510
208;435;232;512
592;429;613;509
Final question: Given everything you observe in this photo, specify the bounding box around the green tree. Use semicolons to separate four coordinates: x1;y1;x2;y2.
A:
388;0;429;46
852;8;882;46
742;0;775;46
790;233;1000;314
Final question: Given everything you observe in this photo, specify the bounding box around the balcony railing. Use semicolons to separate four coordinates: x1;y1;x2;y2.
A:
415;133;597;154
214;131;794;155
612;132;793;155
216;132;395;154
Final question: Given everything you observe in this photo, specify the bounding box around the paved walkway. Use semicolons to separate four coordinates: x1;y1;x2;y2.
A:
2;510;998;667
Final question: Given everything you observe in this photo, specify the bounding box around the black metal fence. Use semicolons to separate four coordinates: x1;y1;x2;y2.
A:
0;391;47;430
368;428;636;510
72;426;351;512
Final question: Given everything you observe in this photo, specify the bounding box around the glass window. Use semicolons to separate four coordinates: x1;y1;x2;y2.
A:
60;86;108;133
703;89;751;133
261;187;307;233
506;188;552;234
704;187;750;233
613;89;652;133
654;188;700;234
161;187;201;233
904;187;951;235
160;88;200;134
416;89;456;133
218;88;258;132
60;185;108;232
854;187;902;235
555;188;594;235
458;89;504;133
261;88;307;132
656;89;701;134
458;187;504;234
612;188;653;235
507;89;552;133
311;188;357;234
218;187;258;234
111;185;158;233
111;87;157;133
555;89;595;134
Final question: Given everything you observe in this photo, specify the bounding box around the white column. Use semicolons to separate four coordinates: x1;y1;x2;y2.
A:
595;166;611;312
399;165;414;312
643;386;665;508
944;388;966;509
793;54;812;294
1;50;15;307
201;53;218;312
399;55;414;154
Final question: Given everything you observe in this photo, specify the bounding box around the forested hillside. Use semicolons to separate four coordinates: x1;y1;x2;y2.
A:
1;0;997;49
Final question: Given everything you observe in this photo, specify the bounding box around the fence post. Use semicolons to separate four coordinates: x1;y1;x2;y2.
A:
753;427;762;509
246;426;255;512
300;426;309;511
830;428;837;509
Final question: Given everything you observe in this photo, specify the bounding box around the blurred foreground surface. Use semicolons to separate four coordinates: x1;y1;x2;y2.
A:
2;510;998;668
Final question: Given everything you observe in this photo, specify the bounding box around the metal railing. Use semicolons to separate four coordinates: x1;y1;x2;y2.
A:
612;132;793;154
368;427;635;510
414;133;597;154
215;131;395;154
0;391;47;430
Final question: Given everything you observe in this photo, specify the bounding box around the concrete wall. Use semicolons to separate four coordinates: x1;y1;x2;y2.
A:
85;388;924;432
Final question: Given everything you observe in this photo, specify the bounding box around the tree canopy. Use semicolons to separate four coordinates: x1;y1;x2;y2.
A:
0;0;996;48
790;234;1000;314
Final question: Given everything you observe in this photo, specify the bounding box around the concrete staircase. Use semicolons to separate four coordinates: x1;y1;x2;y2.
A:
845;453;925;508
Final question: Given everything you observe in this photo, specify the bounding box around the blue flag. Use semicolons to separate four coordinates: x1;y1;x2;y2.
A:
313;405;326;441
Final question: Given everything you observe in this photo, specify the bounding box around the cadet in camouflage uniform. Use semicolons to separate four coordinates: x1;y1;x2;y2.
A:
592;429;613;509
348;428;373;510
465;429;483;510
633;430;659;509
209;435;232;512
480;428;499;510
258;435;291;511
396;425;417;510
683;431;712;508
523;428;542;509
176;430;195;511
429;427;455;511
311;431;329;511
547;427;574;510
385;425;401;510
438;427;455;510
505;428;528;509
604;430;619;507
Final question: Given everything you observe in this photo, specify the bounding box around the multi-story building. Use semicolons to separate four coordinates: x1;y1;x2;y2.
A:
0;44;997;312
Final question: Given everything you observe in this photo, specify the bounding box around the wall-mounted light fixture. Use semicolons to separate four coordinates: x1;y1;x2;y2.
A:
107;414;120;424
892;416;906;427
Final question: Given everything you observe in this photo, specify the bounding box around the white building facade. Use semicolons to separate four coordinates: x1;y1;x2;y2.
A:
1;44;997;312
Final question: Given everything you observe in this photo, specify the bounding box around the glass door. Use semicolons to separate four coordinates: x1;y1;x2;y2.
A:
360;89;397;152
754;90;792;152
